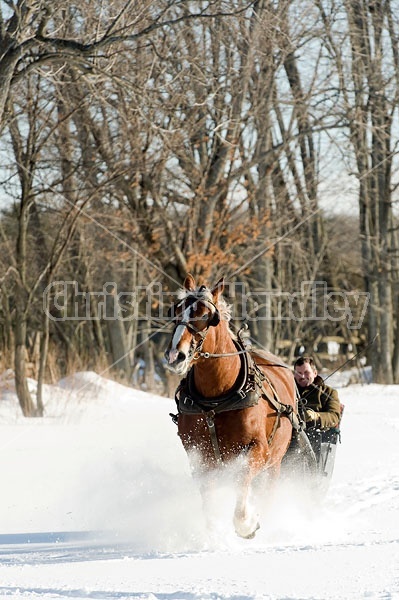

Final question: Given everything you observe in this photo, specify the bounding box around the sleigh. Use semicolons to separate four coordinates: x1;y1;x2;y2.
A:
282;404;343;491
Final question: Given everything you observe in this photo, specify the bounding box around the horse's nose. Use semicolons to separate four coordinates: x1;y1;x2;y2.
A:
165;348;186;365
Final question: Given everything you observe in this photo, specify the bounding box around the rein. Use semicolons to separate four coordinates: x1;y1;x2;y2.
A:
193;324;251;359
194;348;248;359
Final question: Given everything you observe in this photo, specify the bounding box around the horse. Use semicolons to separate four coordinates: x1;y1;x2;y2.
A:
164;273;301;539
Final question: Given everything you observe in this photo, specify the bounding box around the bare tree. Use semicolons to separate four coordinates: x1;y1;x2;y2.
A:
316;0;399;382
3;0;391;400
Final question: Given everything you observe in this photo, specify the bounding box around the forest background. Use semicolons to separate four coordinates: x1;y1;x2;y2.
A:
1;0;398;416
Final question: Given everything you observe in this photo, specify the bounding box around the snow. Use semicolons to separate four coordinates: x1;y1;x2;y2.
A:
0;371;398;600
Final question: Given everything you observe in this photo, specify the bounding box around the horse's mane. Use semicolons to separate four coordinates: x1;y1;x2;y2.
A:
177;284;233;324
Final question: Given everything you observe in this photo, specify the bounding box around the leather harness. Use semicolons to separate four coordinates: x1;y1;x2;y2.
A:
172;339;302;463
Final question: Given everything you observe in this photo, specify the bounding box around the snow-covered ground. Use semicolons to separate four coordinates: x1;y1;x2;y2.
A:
0;369;398;599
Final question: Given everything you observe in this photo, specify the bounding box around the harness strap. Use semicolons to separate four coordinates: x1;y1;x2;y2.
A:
176;340;259;415
258;369;303;444
204;410;223;464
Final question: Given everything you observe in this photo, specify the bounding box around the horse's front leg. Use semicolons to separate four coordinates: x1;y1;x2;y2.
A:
233;486;260;539
233;444;265;539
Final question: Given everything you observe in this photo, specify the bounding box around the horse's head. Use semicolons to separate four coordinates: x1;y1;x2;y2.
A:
164;273;224;375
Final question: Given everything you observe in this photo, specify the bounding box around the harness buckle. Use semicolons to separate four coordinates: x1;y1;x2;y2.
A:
205;409;216;426
169;412;179;425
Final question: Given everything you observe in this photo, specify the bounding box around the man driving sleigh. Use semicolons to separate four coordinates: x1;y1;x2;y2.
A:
293;356;341;430
292;355;343;483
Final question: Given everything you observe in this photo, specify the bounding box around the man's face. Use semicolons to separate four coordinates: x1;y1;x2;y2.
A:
294;362;317;388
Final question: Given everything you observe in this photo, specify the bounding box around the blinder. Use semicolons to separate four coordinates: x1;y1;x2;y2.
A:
167;294;220;330
209;308;220;327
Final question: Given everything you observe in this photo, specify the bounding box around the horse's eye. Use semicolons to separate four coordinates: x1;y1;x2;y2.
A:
201;313;209;320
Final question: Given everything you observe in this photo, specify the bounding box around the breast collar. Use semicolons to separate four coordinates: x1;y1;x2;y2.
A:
175;340;265;415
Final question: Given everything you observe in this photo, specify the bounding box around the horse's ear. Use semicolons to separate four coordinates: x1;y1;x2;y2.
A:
184;273;196;291
211;277;224;300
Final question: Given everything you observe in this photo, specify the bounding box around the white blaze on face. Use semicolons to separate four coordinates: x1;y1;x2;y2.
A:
168;305;193;364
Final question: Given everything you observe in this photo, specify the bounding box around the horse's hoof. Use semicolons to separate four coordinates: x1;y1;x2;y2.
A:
236;521;260;539
244;521;260;539
245;523;260;540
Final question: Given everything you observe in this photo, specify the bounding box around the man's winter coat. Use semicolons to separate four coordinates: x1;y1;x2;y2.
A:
297;375;342;429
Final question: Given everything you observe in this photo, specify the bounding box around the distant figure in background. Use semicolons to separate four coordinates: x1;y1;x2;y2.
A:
293;356;341;430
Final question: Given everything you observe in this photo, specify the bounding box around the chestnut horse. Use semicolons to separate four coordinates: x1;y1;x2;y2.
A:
165;274;300;539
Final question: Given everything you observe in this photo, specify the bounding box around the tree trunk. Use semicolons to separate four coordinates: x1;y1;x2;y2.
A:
256;256;274;350
14;317;35;417
36;310;49;417
106;291;131;379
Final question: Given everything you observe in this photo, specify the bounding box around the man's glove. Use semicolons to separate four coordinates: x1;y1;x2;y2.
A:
304;408;320;427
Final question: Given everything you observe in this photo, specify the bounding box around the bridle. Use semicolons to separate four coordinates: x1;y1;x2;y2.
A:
169;294;220;355
169;293;253;360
